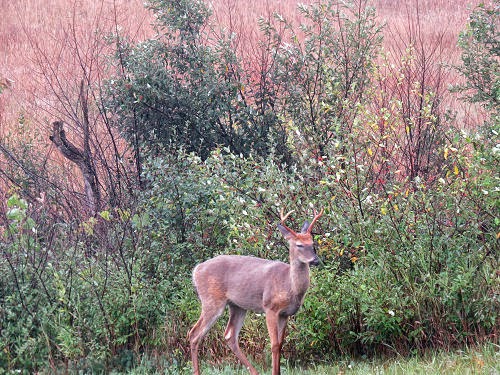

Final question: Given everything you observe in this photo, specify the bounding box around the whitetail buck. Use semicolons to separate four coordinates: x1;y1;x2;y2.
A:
188;208;323;375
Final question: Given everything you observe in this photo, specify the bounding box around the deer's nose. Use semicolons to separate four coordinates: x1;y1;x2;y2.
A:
309;256;320;267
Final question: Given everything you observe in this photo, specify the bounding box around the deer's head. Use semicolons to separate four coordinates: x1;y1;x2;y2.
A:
278;209;323;266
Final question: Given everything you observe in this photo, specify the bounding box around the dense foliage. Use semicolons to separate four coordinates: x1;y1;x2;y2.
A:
0;0;498;372
106;0;286;162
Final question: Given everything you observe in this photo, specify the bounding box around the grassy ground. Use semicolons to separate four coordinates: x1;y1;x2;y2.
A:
118;343;499;375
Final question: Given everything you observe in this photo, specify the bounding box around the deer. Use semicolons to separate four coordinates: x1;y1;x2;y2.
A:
188;208;323;375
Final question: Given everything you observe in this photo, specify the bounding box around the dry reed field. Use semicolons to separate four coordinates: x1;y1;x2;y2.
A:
0;0;480;132
0;0;152;136
0;0;483;203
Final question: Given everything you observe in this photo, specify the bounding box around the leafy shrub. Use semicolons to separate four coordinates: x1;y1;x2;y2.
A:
105;0;285;162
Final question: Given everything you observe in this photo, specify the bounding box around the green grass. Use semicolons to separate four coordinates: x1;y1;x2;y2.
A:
118;343;499;374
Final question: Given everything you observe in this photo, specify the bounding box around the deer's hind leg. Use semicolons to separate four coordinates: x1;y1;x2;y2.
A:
189;300;226;375
224;304;259;375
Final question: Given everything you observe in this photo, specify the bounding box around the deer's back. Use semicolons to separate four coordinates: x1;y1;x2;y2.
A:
192;255;289;313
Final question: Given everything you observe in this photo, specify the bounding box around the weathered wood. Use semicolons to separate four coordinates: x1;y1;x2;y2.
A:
50;120;100;215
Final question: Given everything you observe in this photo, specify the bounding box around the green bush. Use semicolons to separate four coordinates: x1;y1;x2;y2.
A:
289;165;498;359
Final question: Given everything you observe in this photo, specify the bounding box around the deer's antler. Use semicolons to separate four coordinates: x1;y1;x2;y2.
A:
306;208;324;233
279;208;297;235
280;208;294;223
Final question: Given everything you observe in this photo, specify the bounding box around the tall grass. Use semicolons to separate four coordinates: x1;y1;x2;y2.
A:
108;344;499;374
0;0;484;200
0;0;152;137
0;0;481;133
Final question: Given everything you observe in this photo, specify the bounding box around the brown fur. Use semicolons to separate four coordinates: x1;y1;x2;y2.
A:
189;210;322;375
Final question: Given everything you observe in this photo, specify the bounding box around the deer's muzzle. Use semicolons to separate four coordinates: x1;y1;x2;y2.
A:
309;256;320;267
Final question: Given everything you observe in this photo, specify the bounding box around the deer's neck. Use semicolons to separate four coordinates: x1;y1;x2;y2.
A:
289;259;310;298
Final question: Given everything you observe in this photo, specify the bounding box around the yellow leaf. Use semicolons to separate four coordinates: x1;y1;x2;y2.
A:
99;210;111;221
381;206;387;215
444;148;449;160
453;164;459;175
367;148;373;156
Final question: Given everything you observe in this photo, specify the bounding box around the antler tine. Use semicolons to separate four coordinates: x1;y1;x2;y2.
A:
280;208;295;224
279;208;297;234
307;208;324;233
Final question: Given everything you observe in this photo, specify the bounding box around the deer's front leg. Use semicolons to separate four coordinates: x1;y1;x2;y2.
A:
266;311;288;375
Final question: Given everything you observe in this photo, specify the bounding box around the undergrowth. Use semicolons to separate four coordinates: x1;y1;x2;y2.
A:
103;343;499;374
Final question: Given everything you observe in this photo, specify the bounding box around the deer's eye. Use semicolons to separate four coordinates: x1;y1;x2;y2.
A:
297;244;304;249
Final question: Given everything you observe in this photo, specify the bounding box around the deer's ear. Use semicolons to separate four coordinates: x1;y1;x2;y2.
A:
278;224;294;240
301;221;310;233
